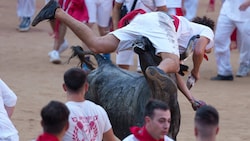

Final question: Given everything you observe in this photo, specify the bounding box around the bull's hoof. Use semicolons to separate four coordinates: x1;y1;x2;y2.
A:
145;66;175;89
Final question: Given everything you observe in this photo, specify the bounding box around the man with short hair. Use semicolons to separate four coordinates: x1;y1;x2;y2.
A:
62;67;118;141
194;105;219;141
36;100;70;141
123;99;173;141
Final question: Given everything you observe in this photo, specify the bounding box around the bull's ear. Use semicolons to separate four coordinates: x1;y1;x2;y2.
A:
134;46;145;55
141;36;153;50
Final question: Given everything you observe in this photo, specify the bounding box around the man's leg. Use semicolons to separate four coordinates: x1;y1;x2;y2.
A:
236;20;250;77
210;14;235;80
32;0;119;54
48;22;68;64
158;52;179;73
17;0;36;31
145;52;179;88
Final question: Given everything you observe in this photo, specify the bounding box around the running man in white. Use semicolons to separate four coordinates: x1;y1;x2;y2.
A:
211;0;250;80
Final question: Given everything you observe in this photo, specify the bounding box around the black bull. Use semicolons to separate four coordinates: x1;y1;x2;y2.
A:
69;37;181;140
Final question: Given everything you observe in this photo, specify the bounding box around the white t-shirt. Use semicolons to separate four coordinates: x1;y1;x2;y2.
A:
63;100;112;141
176;16;214;53
0;79;18;139
123;134;174;141
111;12;179;56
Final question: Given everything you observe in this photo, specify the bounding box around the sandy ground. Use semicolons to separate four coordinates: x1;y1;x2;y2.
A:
1;0;250;141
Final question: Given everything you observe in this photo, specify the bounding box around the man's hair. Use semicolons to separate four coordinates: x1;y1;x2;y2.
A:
64;67;87;92
192;16;215;31
41;100;69;134
195;105;219;137
144;99;170;118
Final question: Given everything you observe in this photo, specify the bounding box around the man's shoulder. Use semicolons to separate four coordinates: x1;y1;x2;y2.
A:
122;134;138;141
84;100;108;113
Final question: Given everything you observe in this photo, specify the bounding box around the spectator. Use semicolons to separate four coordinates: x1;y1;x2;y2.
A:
62;67;118;141
16;0;36;32
211;0;250;80
194;105;219;141
123;99;173;141
36;100;70;141
0;79;19;141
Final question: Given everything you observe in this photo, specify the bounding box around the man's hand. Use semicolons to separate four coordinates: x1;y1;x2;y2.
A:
239;0;250;11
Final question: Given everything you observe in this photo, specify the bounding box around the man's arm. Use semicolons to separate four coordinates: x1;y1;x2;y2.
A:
4;106;15;118
103;129;120;141
191;36;210;81
175;73;195;104
239;0;250;11
112;2;123;30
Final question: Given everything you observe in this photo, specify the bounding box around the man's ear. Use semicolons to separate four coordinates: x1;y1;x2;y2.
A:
65;121;69;131
62;83;67;92
215;126;219;135
145;116;150;124
194;126;198;137
41;120;44;127
84;82;89;92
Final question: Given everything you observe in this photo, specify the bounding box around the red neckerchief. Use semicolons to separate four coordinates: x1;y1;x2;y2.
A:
130;126;164;141
118;9;146;28
36;133;59;141
172;15;179;32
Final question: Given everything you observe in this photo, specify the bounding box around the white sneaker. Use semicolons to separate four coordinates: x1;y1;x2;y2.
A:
48;50;61;64
58;40;69;54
